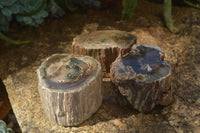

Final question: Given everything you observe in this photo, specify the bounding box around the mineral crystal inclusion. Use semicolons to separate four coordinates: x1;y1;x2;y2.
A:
44;57;89;89
121;45;170;82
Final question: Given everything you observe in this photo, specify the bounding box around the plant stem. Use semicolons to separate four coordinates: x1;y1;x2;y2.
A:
184;0;200;9
122;0;138;20
0;32;30;45
163;0;179;33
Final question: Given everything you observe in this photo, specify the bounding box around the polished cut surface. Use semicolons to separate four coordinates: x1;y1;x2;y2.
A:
111;44;172;113
72;30;137;77
38;54;103;126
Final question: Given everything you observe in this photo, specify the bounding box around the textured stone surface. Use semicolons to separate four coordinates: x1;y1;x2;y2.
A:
1;1;200;132
72;30;137;77
37;54;103;126
3;28;200;132
110;44;172;113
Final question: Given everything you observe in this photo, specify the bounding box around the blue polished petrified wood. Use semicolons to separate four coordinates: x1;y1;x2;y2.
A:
110;44;172;113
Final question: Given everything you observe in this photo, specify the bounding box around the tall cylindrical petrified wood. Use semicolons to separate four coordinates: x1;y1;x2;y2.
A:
110;44;172;113
37;54;103;126
72;30;137;77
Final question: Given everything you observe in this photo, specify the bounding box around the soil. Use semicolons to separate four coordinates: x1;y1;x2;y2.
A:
0;0;200;132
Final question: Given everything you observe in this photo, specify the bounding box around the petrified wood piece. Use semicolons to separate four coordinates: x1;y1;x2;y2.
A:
110;44;172;113
37;54;103;126
72;30;137;77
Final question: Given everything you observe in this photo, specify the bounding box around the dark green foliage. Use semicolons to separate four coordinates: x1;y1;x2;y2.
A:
0;12;11;31
0;0;20;31
0;0;49;45
47;0;101;17
53;0;77;12
53;0;101;12
0;0;49;28
0;0;102;45
47;0;66;17
0;120;14;133
0;0;200;45
0;0;31;45
16;0;48;26
82;0;101;8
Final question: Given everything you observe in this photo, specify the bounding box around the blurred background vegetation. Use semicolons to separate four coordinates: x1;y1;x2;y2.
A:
0;0;199;45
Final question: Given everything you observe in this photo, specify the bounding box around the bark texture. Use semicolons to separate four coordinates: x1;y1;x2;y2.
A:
72;30;137;77
110;44;172;113
37;54;103;126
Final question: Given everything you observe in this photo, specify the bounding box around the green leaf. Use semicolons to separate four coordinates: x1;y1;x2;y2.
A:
0;0;17;7
1;8;12;17
10;3;22;14
42;11;48;17
18;0;47;16
0;128;6;133
46;0;65;16
35;18;43;25
0;120;6;129
0;121;14;133
6;128;14;133
0;13;10;31
16;0;48;26
23;16;33;24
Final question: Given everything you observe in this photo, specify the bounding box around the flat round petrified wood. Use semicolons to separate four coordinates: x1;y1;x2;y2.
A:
110;44;172;113
72;30;137;77
37;54;103;126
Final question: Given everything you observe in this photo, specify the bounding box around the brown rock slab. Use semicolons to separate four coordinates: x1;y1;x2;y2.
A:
0;78;11;120
72;30;137;77
110;44;172;113
37;54;103;126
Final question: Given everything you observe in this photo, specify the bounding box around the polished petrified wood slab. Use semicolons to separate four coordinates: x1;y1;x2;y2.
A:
37;54;103;126
110;44;172;113
72;30;137;77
